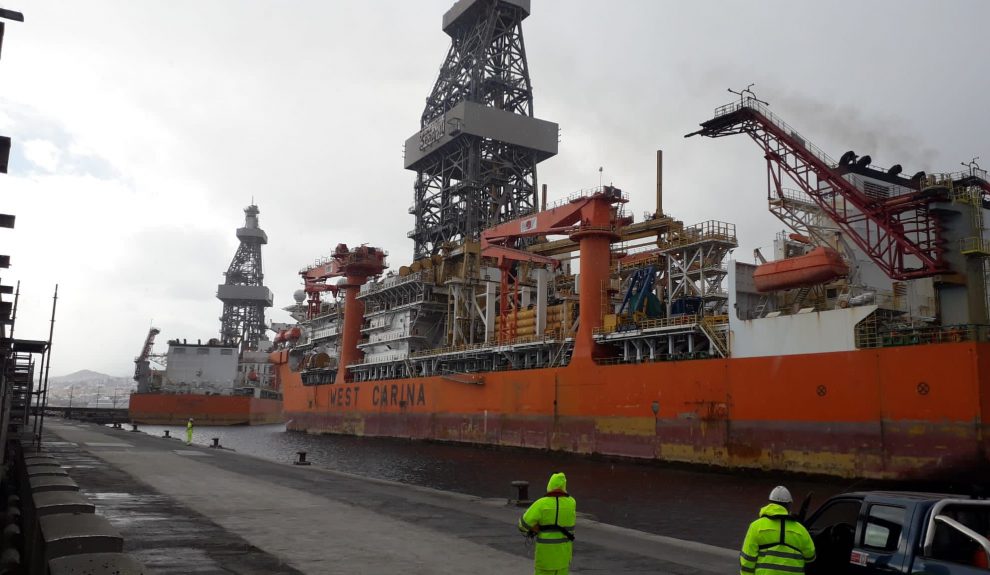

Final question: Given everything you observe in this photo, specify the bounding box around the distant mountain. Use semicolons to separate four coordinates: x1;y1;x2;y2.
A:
45;370;135;407
50;370;127;383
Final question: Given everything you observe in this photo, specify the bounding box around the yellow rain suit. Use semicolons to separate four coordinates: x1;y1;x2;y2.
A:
518;472;576;575
739;503;816;575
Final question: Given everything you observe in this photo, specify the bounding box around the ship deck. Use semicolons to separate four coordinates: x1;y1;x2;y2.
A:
43;420;736;574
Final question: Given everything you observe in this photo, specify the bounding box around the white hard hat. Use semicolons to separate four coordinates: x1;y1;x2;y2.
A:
769;486;793;504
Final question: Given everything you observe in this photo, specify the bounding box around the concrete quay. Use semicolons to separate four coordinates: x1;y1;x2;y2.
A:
43;420;737;574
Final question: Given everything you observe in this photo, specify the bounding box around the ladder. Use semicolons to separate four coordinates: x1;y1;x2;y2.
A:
7;353;33;432
699;316;729;357
792;286;813;309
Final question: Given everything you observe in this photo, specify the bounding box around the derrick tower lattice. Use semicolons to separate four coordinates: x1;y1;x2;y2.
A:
404;0;558;259
217;205;273;349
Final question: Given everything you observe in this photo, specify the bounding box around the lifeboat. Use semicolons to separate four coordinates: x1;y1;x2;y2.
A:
753;246;848;292
310;352;332;369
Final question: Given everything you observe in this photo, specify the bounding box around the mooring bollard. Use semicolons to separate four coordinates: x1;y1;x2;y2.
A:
130;423;139;432
210;437;220;449
163;430;171;439
510;480;531;506
294;451;311;466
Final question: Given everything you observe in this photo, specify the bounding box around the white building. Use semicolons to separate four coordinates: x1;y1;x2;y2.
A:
164;339;238;395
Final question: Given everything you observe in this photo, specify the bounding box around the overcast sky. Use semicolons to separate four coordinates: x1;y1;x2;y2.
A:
1;0;986;377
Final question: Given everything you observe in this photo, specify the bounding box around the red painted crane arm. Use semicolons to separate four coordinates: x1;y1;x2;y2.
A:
481;187;626;252
481;244;559;268
481;201;586;248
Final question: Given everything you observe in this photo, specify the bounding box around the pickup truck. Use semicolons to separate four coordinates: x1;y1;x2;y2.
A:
802;491;990;574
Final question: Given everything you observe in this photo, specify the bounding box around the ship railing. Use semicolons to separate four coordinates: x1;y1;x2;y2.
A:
410;341;492;358
856;323;990;349
658;220;738;251
773;188;817;206
714;97;837;169
575;224;617;235
408;333;570;359
360;270;427;296
845;174;919;202
951;185;985;205
593;350;719;366
960;237;990;256
545;187;631;211
594;314;701;336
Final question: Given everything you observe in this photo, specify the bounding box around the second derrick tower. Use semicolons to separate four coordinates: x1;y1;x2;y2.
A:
404;0;558;259
217;204;273;349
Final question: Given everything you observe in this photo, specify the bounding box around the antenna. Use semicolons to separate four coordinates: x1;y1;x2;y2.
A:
728;83;769;106
961;156;981;176
598;166;603;188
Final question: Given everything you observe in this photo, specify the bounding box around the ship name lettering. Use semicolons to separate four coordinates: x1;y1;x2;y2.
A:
372;383;426;407
329;386;359;408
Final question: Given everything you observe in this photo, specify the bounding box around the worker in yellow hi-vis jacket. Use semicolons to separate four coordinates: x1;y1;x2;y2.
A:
185;418;194;445
517;472;576;575
739;486;816;575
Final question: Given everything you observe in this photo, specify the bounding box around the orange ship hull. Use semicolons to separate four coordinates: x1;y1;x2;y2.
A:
129;393;283;426
274;342;990;480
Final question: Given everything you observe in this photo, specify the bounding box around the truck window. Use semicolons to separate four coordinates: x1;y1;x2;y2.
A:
808;498;861;531
862;505;905;551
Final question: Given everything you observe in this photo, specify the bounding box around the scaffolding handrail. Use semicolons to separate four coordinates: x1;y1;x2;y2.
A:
714;97;837;168
855;323;990;349
593;313;701;336
545;186;631;211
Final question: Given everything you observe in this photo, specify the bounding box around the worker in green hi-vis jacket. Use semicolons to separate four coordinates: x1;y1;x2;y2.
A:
185;418;194;445
517;472;576;575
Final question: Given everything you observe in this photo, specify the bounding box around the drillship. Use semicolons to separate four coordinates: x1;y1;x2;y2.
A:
130;205;283;425
271;0;989;479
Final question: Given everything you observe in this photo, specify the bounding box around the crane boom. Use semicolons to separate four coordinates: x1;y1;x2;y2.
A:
133;326;161;390
687;97;949;280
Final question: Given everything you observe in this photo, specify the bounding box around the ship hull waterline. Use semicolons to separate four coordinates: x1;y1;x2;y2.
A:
276;342;990;480
129;393;284;426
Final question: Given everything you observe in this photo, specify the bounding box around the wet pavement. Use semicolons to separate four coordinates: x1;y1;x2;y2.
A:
133;422;865;549
39;430;302;574
45;420;740;574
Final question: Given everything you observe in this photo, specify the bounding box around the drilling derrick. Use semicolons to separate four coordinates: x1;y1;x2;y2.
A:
404;0;558;259
217;204;274;349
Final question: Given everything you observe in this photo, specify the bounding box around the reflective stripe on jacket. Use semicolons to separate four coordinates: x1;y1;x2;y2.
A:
739;503;816;575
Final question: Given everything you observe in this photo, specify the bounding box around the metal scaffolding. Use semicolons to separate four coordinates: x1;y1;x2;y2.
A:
404;0;557;259
217;205;273;349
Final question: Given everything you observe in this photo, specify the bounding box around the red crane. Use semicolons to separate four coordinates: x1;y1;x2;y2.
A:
299;244;387;382
687;96;950;280
481;186;626;359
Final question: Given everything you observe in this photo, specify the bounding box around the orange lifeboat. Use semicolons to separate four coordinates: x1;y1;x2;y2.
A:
753;246;848;292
